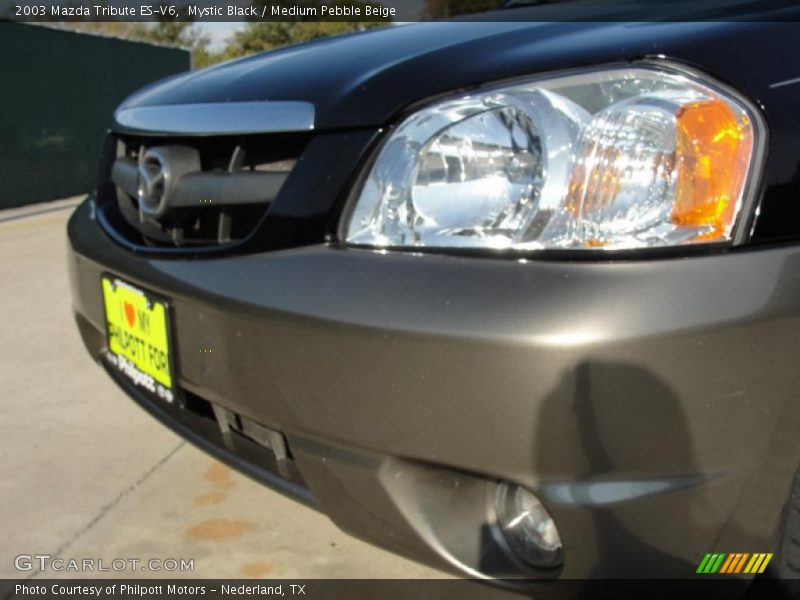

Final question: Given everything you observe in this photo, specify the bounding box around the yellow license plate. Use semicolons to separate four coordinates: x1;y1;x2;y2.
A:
101;276;174;403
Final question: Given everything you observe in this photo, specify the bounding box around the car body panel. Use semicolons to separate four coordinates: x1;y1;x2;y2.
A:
119;20;793;131
68;197;800;579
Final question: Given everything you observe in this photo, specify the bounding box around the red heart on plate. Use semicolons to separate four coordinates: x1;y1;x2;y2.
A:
124;302;136;328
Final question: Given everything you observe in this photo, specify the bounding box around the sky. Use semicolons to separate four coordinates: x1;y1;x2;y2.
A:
199;22;246;49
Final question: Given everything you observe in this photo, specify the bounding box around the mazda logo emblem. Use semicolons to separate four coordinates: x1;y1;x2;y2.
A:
136;146;201;219
137;148;169;217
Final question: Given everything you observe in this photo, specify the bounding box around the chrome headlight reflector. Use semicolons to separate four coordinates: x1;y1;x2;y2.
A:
344;65;761;251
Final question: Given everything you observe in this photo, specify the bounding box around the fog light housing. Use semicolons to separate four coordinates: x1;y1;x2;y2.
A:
494;481;563;569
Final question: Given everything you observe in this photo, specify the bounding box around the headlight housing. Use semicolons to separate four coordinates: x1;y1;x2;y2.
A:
343;64;763;252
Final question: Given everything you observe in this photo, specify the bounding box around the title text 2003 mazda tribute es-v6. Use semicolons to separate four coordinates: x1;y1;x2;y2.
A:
67;12;800;590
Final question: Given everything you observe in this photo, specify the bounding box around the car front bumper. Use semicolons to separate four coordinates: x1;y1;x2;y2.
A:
67;197;800;581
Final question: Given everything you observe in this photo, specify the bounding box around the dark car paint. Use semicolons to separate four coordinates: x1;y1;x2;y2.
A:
119;20;789;132
119;20;800;247
68;17;800;583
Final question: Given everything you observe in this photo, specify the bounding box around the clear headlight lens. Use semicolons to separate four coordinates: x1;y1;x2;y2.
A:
343;65;760;251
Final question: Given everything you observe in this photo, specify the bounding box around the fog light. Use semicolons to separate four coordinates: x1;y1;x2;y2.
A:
494;481;563;569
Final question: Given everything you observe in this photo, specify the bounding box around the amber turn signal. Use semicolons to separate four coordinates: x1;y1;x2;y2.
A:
672;98;754;240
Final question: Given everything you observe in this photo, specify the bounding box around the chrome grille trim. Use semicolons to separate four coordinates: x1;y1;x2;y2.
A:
113;101;315;136
102;131;307;249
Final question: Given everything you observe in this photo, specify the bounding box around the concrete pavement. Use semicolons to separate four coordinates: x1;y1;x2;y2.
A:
0;198;448;580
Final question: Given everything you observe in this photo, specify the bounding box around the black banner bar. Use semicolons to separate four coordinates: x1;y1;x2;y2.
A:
2;0;800;23
0;579;793;600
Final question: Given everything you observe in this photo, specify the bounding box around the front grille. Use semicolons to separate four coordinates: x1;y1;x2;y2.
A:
98;131;311;249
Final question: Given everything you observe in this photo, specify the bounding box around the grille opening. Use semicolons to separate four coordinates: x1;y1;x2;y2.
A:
180;389;293;461
174;389;309;496
182;389;217;422
183;390;295;469
100;132;310;249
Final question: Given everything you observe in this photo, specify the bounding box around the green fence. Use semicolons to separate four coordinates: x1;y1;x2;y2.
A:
0;23;190;208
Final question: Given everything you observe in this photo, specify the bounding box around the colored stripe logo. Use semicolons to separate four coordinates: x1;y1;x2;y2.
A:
696;553;773;574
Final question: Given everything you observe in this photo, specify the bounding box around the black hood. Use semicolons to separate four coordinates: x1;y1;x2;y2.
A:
119;17;799;130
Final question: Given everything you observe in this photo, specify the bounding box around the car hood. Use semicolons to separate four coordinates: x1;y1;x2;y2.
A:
119;17;797;130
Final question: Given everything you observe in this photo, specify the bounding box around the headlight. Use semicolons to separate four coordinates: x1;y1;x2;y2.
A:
343;64;763;251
